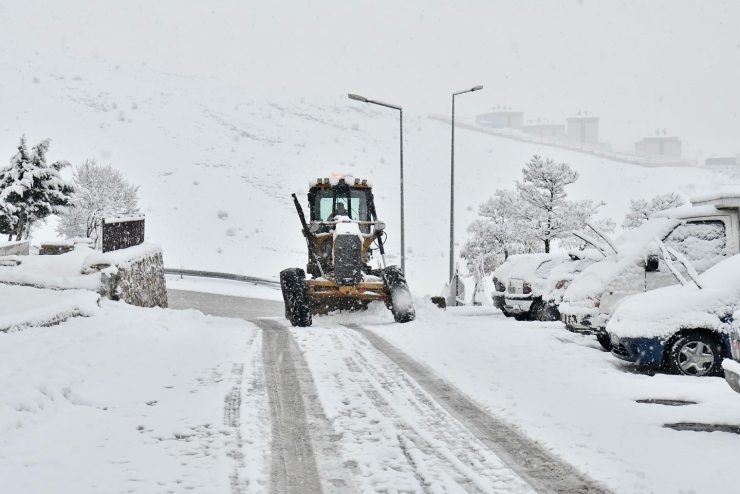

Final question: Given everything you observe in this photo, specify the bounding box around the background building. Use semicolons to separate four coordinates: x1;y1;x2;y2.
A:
475;111;523;130
635;136;682;158
566;116;599;144
704;156;738;175
522;123;566;139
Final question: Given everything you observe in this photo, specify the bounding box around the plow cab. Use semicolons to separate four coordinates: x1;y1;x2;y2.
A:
280;174;415;327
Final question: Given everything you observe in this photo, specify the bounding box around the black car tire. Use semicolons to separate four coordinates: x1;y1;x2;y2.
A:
666;331;723;376
382;266;416;323
280;268;312;327
595;332;612;351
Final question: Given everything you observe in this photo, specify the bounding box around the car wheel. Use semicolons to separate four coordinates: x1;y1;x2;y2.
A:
280;268;312;327
666;331;723;376
536;302;560;322
595;332;612;351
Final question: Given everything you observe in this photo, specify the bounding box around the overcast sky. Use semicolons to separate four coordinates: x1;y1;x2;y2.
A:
3;0;740;156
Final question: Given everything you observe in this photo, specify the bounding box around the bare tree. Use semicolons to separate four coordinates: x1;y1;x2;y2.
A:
56;159;140;249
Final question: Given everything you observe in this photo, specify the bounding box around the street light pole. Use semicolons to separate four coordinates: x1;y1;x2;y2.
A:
348;94;405;274
449;85;483;287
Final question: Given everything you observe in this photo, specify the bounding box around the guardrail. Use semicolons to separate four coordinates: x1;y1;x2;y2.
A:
164;268;281;288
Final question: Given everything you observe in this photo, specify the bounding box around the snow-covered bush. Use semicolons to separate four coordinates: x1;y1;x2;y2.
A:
55;159;140;249
622;192;685;229
0;136;75;241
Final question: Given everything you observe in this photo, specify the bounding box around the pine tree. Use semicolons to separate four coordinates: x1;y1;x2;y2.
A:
622;192;685;229
0;136;75;240
516;155;580;253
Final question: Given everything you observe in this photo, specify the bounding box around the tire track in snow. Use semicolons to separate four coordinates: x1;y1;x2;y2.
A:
334;327;535;494
348;325;611;494
255;319;355;494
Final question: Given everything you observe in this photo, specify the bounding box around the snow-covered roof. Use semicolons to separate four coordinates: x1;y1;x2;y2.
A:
608;253;740;338
652;204;722;220
690;190;740;209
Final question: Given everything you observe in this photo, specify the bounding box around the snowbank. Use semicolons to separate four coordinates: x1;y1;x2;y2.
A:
0;284;100;332
0;299;269;493
0;245;101;290
81;242;163;272
608;253;740;338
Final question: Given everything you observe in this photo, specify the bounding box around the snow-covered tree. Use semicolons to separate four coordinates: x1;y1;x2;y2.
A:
461;190;542;274
622;192;685;229
0;136;75;240
516;155;583;253
56;159;140;249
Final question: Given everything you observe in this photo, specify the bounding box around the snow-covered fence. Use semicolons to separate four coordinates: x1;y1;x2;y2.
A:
102;216;145;253
82;242;167;308
0;241;29;257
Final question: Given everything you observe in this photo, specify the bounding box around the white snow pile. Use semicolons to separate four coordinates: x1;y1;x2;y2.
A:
560;217;680;317
0;284;100;332
0;244;102;290
608;253;740;338
81;242;162;272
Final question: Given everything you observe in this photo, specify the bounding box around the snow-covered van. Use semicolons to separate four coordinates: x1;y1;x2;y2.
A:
608;254;740;376
561;192;740;349
503;251;600;321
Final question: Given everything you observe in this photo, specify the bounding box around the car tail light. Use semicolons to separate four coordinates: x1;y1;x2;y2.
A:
493;278;505;292
731;331;740;361
555;280;570;290
593;299;600;308
523;282;532;294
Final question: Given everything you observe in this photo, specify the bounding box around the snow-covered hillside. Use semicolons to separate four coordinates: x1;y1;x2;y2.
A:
0;52;723;292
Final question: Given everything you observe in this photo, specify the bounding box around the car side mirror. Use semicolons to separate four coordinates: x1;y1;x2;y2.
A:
375;221;386;232
645;253;660;272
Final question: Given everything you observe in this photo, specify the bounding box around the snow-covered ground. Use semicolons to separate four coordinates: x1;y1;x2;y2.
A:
0;298;270;494
363;305;739;494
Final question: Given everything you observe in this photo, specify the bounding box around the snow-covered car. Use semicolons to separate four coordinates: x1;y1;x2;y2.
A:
607;254;740;376
722;319;740;392
503;251;600;321
561;193;739;349
491;255;532;310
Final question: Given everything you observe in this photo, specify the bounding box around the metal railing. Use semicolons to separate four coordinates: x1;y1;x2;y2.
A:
164;268;280;288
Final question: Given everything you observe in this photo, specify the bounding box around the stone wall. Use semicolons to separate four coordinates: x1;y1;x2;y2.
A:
0;241;29;256
98;251;168;308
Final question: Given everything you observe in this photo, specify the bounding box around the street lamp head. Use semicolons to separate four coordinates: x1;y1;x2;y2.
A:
348;93;368;103
471;85;483;91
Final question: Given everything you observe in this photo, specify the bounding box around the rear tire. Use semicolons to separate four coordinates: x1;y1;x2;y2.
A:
280;268;312;327
382;266;416;323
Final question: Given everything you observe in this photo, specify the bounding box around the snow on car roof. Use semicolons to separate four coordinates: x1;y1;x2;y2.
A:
608;253;740;338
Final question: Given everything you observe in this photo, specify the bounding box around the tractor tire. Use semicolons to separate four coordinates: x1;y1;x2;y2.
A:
280;268;312;327
382;266;416;323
